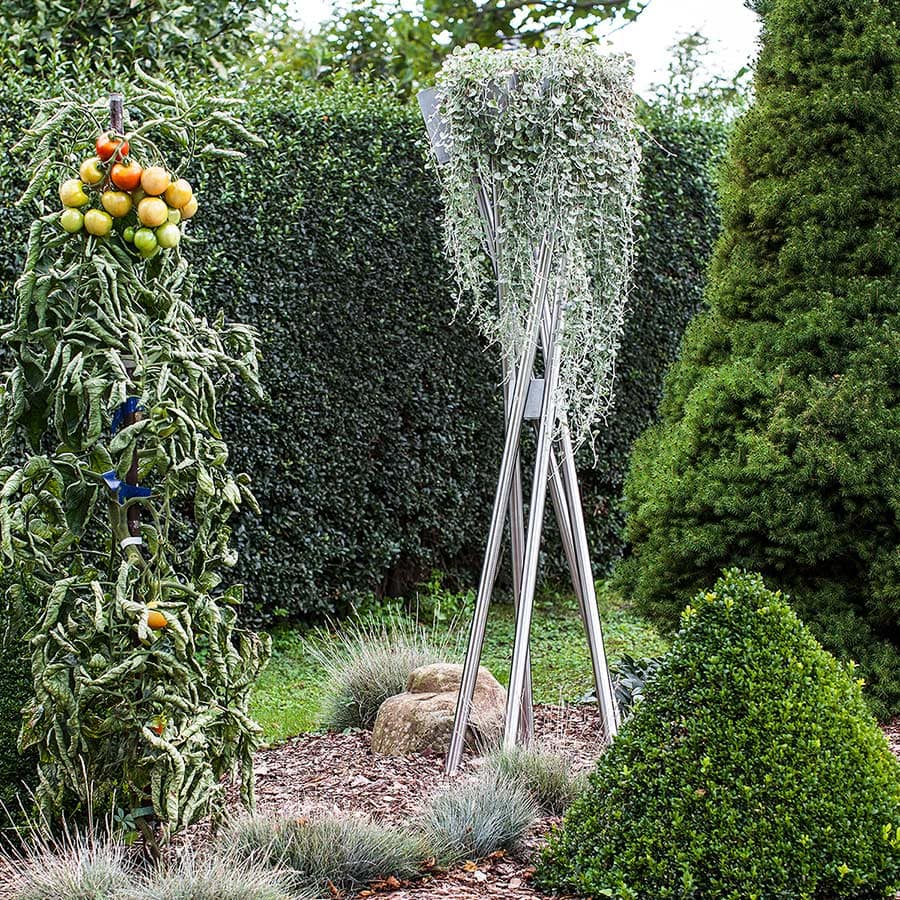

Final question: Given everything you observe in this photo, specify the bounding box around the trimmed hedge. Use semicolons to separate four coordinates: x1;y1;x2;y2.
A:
191;78;724;622
537;570;900;899
0;572;37;808
0;73;722;627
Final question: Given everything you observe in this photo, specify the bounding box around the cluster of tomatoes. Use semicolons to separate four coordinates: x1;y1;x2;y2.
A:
58;131;198;259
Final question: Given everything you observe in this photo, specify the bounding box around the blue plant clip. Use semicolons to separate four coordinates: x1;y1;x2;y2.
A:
102;470;152;505
110;397;143;436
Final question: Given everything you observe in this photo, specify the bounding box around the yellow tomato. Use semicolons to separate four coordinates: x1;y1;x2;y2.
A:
140;166;171;196
138;197;169;227
180;195;199;220
101;190;132;218
164;178;193;209
59;179;89;208
79;156;104;185
84;208;113;237
59;208;84;233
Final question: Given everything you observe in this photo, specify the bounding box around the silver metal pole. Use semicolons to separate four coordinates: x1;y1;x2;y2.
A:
503;285;565;750
445;237;553;775
503;362;535;742
481;177;534;743
535;301;619;739
547;444;589;620
557;426;620;738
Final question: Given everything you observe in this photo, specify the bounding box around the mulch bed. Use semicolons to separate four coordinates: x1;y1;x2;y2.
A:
3;710;900;899
245;703;604;899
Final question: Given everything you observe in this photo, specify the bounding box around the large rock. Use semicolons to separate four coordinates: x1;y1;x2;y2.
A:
371;662;506;756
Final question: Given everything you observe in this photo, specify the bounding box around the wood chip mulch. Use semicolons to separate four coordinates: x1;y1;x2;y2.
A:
242;703;604;899
2;710;900;900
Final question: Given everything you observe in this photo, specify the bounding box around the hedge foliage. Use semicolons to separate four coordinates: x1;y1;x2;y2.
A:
615;0;900;716
192;79;723;622
0;73;722;629
0;576;36;808
537;570;900;899
580;104;723;563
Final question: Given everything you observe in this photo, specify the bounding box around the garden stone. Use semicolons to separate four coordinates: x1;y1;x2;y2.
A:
371;663;505;756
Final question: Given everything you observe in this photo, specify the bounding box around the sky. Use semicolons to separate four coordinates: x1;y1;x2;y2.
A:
288;0;762;93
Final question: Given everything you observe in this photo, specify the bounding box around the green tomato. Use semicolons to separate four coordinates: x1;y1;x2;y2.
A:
140;244;160;260
167;207;181;225
133;227;158;255
123;226;135;243
59;208;84;234
155;221;181;249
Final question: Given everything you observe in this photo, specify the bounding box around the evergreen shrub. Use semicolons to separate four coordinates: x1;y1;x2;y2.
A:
537;570;900;900
616;0;900;714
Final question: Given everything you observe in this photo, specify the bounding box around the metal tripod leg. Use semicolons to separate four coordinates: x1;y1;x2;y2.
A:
504;364;534;743
503;295;565;750
536;299;620;741
557;426;620;738
445;238;553;776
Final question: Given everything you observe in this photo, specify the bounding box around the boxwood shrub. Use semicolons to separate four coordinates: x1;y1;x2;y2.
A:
0;71;722;627
537;570;900;899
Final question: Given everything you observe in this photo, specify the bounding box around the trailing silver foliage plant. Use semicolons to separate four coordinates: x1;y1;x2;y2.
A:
432;34;640;445
0;69;270;842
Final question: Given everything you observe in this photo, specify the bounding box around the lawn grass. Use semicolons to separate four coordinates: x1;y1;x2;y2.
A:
250;580;668;743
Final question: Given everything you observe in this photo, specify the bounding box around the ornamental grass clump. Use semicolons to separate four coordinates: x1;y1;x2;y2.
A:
537;570;900;900
132;847;300;900
306;611;461;730
483;745;587;816
9;826;133;900
421;770;538;864
220;814;427;895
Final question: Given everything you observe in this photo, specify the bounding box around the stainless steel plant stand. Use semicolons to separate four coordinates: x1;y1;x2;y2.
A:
419;89;620;776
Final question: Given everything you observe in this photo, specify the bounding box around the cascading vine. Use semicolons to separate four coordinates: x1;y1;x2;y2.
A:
0;70;269;843
432;34;641;447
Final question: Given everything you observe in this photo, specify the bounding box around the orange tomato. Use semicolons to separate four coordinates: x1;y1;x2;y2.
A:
138;197;169;227
147;609;168;630
96;132;129;162
141;166;171;196
111;160;143;191
164;178;193;209
180;195;199;220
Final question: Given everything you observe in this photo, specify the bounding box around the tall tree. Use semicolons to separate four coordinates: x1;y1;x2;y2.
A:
616;0;900;715
0;0;284;76
650;31;753;121
269;0;647;98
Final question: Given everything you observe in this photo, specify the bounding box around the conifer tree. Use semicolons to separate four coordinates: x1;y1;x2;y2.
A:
616;0;900;714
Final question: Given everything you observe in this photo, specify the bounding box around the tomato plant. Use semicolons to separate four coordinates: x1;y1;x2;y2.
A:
3;69;268;850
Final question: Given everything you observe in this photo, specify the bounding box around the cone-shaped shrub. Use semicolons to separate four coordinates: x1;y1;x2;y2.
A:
615;0;900;715
537;571;900;899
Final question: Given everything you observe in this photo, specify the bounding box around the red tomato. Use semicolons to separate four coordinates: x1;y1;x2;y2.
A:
111;160;143;191
95;132;130;162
